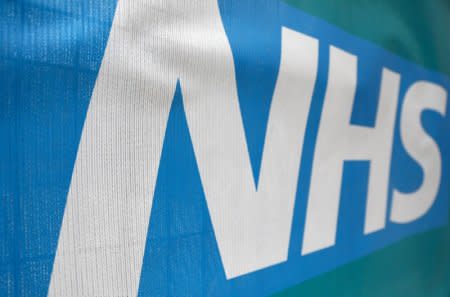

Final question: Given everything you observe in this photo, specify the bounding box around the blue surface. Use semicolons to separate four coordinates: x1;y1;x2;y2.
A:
0;1;449;296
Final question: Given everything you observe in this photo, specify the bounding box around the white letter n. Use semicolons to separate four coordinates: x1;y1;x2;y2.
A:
48;1;319;297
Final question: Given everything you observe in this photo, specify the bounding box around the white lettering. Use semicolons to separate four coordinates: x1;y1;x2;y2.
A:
48;1;318;296
302;46;400;255
390;81;447;223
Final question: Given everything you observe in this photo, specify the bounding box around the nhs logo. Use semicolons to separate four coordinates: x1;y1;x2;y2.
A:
4;0;447;296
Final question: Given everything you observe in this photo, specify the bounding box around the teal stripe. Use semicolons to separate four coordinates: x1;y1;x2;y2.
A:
283;0;450;76
274;226;449;297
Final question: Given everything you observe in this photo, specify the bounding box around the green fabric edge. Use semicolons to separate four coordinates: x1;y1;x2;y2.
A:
273;227;450;297
282;0;450;76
